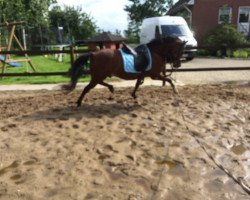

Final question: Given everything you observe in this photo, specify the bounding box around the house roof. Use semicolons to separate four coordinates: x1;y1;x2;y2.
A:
87;32;125;43
168;0;193;15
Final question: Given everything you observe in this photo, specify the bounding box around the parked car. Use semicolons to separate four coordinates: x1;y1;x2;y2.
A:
140;16;197;61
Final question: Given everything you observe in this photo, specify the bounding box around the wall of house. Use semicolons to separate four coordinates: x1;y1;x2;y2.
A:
192;0;250;43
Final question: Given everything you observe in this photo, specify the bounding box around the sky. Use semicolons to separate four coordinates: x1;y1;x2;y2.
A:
55;0;177;33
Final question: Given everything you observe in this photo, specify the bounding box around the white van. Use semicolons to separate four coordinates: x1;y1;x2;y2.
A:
140;16;197;61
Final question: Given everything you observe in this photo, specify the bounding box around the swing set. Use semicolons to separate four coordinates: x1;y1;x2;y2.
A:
0;21;36;75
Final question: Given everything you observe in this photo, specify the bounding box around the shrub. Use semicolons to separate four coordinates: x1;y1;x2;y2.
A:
246;48;250;55
197;49;210;56
201;24;246;46
232;50;248;58
201;24;247;56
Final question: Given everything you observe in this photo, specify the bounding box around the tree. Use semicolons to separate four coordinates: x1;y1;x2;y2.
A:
0;0;56;26
124;21;140;43
124;0;174;39
114;29;122;37
48;5;98;41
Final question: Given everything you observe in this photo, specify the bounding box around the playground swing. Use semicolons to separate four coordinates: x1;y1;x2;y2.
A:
0;21;36;75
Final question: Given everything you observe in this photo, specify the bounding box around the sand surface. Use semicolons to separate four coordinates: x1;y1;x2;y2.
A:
0;84;250;200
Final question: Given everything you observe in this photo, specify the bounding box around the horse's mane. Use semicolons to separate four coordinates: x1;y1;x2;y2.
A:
147;36;180;47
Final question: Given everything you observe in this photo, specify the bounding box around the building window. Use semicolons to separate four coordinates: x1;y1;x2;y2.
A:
239;8;250;23
218;6;232;24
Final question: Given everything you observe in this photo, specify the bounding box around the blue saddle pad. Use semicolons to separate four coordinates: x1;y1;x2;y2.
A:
119;47;152;73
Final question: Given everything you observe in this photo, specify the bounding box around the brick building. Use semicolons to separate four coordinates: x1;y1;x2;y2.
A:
168;0;250;43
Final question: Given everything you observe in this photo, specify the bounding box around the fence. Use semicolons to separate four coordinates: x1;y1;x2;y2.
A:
0;44;250;77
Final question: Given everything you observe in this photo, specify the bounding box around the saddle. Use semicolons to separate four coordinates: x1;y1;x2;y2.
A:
121;43;151;72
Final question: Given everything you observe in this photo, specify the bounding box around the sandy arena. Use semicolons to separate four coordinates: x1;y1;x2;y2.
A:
0;83;250;200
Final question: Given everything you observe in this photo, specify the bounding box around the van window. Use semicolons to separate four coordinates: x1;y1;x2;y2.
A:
161;25;188;37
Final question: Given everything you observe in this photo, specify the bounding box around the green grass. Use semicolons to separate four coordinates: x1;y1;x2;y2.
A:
232;50;248;58
0;54;89;84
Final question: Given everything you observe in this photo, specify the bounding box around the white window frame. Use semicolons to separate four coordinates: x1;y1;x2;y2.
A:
218;6;232;24
237;6;250;36
238;6;250;23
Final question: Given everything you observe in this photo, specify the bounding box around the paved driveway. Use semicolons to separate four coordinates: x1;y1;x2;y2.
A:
169;58;250;85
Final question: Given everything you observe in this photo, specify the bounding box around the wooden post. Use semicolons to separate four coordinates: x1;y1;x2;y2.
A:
0;21;26;27
70;45;74;68
1;23;15;75
13;34;36;72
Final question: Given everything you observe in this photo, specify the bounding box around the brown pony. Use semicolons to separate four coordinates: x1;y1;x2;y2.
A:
64;36;185;107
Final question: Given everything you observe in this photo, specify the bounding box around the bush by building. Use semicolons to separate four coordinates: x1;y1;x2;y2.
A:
201;24;248;57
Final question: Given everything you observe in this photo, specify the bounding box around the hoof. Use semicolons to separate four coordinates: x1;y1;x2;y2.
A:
131;93;137;99
110;86;114;93
76;101;81;107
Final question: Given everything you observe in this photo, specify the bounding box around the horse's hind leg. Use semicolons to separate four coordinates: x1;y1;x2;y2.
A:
99;81;114;93
76;80;97;107
131;75;144;99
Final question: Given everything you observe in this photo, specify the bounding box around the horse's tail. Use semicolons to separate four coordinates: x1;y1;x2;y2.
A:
62;53;91;92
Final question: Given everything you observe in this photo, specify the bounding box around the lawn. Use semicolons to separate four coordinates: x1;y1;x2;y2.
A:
0;54;90;84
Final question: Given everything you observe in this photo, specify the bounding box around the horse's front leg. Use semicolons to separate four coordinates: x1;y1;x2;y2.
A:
131;74;144;99
154;75;178;94
76;80;97;107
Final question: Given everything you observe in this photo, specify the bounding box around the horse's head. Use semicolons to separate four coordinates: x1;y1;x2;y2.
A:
165;37;186;68
147;36;186;68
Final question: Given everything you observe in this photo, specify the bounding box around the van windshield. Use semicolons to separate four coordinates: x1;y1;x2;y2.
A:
161;25;188;36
